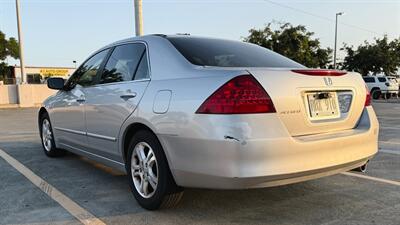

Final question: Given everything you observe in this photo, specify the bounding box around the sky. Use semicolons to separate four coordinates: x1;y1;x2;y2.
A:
1;0;399;68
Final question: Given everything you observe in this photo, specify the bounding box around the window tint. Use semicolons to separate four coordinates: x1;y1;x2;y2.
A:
134;52;150;80
100;44;145;84
167;37;304;68
378;77;387;82
363;77;375;83
68;49;109;88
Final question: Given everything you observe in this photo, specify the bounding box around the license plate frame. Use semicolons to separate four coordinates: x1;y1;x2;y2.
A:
306;92;340;120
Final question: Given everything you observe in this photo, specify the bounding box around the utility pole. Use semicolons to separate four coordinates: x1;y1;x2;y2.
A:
15;0;26;84
134;0;143;36
334;12;344;69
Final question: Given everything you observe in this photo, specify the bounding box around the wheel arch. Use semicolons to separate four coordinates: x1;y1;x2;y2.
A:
370;87;381;99
38;107;48;128
371;87;380;92
121;122;162;164
121;121;182;193
38;106;61;151
120;121;176;182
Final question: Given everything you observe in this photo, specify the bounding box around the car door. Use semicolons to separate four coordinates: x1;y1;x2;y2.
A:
50;49;109;150
83;43;150;161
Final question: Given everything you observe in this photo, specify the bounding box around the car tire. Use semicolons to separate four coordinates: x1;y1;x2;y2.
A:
371;88;381;100
126;130;184;210
39;113;65;157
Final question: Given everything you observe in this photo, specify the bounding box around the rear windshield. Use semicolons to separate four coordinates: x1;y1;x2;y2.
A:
167;37;304;68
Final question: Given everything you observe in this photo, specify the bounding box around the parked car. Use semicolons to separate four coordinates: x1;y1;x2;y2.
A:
387;76;400;96
39;35;379;210
363;76;399;99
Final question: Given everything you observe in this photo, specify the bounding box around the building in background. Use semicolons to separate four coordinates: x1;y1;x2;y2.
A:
2;66;75;84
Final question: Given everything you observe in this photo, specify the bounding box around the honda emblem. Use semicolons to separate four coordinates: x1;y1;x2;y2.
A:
324;77;333;86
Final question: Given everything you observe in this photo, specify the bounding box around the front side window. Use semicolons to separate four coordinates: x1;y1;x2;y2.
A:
378;77;387;82
167;37;304;68
67;49;109;88
363;77;375;83
100;44;146;84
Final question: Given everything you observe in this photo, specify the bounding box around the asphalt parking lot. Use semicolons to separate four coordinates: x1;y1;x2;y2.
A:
0;103;399;225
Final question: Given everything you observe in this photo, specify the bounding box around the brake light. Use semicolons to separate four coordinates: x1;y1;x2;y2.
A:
365;85;371;106
292;69;347;76
196;75;276;114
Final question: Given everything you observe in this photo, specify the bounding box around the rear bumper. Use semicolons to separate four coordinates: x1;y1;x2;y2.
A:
159;107;379;189
172;157;371;189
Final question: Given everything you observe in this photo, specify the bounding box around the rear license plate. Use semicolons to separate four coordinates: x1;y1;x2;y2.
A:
307;92;340;120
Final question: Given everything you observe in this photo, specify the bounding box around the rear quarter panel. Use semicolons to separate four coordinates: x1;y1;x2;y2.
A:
118;69;245;163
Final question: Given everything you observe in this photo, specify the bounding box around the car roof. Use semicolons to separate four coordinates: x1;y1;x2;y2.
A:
103;34;246;48
89;34;246;80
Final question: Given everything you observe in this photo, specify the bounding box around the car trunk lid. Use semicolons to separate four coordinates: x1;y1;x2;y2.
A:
248;68;367;136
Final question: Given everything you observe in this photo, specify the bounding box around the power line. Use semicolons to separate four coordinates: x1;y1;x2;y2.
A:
262;0;388;37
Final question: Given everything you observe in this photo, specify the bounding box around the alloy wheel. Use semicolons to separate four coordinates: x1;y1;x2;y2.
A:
42;119;52;152
131;142;159;198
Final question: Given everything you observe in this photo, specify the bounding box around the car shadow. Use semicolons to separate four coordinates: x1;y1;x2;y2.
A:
0;139;399;225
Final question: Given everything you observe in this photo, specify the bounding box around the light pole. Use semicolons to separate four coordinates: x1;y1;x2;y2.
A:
334;12;344;69
134;0;143;36
15;0;26;84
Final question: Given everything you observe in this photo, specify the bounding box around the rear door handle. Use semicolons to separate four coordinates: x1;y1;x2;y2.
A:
120;92;137;100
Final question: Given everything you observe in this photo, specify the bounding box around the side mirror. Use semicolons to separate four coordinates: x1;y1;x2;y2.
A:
47;77;65;90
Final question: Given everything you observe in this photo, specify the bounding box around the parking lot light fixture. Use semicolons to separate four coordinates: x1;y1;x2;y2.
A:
334;12;345;69
15;0;26;84
134;0;143;36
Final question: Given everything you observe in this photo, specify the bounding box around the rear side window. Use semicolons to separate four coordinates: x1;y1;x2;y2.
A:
134;52;150;80
100;43;146;84
378;77;387;82
363;77;375;83
167;37;304;68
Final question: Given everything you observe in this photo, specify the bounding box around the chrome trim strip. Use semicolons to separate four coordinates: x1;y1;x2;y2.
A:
54;127;116;142
87;132;117;142
85;78;150;88
54;127;86;136
59;143;125;166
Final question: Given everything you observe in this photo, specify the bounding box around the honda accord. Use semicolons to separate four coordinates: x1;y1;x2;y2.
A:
39;34;379;210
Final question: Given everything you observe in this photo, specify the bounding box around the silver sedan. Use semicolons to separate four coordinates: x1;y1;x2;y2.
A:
39;34;379;210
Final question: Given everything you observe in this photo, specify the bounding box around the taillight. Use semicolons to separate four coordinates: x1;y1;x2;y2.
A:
291;69;347;76
196;75;276;114
365;85;371;106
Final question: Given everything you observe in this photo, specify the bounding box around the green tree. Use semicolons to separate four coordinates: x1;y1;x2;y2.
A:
0;31;20;81
342;36;400;76
243;22;332;68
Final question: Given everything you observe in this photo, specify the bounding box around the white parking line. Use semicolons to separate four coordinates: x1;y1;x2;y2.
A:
380;126;400;130
0;134;38;140
380;149;400;155
342;172;400;186
377;116;400;120
379;140;400;145
0;149;106;225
